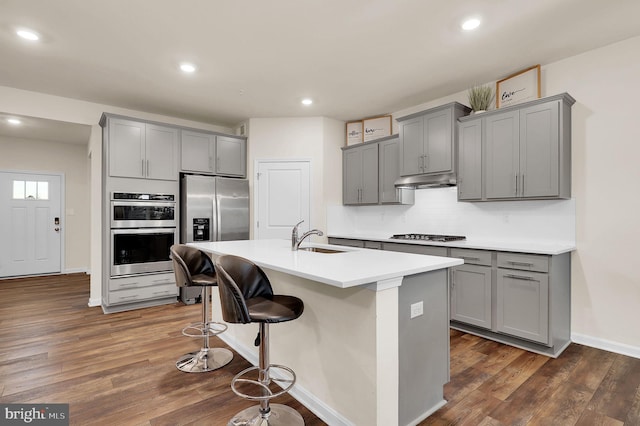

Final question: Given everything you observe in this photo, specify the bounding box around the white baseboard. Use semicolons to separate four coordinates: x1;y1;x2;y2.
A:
88;297;101;307
572;333;640;359
63;267;89;275
217;333;355;426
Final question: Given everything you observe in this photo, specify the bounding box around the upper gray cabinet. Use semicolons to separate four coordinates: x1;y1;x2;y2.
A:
457;119;483;201
180;131;247;177
343;135;414;206
181;130;216;173
343;142;379;205
216;135;247;177
107;117;178;181
378;136;414;205
458;93;575;201
398;102;471;177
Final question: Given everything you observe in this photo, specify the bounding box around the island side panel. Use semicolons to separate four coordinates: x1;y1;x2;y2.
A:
211;267;381;426
398;269;449;425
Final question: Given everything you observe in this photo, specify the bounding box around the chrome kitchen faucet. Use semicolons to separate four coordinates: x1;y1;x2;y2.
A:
291;220;323;250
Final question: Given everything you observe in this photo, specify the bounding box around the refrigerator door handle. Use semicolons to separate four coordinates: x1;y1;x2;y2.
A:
214;190;222;241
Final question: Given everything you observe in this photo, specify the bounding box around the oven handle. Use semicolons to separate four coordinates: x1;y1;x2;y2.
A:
111;227;177;235
111;200;176;208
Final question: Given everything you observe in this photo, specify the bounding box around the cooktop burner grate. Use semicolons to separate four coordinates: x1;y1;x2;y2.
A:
390;233;466;242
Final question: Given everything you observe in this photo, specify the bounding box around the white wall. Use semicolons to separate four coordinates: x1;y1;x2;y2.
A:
544;36;640;354
331;35;640;356
0;135;90;272
247;116;344;239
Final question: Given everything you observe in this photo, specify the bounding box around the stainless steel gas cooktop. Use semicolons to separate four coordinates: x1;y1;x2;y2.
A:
390;233;466;242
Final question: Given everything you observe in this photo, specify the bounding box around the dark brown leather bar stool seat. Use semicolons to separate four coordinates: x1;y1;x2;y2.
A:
170;244;233;373
215;254;304;426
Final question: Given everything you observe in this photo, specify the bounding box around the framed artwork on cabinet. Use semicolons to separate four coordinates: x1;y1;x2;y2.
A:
346;121;363;145
496;65;541;108
363;115;392;142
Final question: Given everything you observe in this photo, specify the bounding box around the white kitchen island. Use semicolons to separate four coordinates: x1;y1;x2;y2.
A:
189;239;463;426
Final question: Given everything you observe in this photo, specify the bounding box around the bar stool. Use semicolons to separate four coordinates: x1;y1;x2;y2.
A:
214;254;305;426
170;244;233;373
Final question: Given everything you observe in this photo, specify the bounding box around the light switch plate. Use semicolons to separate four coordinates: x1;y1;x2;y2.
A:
410;301;423;319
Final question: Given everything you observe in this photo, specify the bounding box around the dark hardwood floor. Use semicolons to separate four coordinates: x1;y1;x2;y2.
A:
1;274;639;425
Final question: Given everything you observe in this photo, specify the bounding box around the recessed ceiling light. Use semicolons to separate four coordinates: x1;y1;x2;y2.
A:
16;29;40;41
301;98;313;106
180;63;196;73
461;18;481;31
7;118;22;125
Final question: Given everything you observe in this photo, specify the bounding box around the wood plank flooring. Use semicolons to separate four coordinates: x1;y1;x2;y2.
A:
1;274;639;425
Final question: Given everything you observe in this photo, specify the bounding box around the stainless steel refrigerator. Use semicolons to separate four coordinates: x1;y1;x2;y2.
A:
179;174;249;303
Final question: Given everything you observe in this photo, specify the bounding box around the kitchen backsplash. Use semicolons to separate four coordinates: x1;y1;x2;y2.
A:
327;187;575;244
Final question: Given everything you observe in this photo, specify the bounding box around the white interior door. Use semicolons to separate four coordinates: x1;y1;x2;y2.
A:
0;171;62;278
255;160;310;239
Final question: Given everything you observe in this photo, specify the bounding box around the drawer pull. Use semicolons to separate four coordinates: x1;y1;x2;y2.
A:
119;295;139;301
153;290;172;295
507;261;534;266
120;282;138;288
151;278;170;284
504;274;534;281
461;256;480;261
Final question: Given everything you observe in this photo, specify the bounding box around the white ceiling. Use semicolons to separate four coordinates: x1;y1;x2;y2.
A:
2;0;640;129
0;112;92;145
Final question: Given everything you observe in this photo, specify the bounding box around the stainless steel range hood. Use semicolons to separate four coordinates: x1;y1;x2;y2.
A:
394;171;457;189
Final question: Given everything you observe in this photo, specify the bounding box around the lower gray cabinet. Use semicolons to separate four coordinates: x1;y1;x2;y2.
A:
451;264;492;330
382;242;447;257
496;268;549;344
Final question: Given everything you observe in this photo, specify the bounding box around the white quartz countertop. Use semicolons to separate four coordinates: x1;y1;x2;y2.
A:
189;239;462;289
328;233;576;255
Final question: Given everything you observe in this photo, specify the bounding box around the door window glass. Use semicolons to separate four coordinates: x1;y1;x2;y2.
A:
12;180;50;200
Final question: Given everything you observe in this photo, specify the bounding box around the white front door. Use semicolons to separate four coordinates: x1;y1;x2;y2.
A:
255;160;310;239
0;171;63;278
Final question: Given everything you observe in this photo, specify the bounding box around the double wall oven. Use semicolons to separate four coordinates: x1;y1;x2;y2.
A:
110;192;177;277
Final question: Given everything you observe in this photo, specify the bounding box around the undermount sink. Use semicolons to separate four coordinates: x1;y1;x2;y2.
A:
298;247;345;254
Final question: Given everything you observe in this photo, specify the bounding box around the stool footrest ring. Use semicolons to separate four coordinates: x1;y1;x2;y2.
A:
230;364;296;401
181;321;228;338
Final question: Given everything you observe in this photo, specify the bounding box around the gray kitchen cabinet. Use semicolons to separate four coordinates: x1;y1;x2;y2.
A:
104;272;178;313
449;248;492;329
496;268;549;344
398;102;470;177
485;110;520;199
379;136;415;205
343;143;379;205
181;132;247;177
451;264;492;329
216;135;247;177
107;117;178;181
459;93;574;201
181;130;216;173
457;119;483;200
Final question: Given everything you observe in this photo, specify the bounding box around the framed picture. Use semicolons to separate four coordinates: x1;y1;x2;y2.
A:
363;115;391;142
496;65;541;108
346;121;363;145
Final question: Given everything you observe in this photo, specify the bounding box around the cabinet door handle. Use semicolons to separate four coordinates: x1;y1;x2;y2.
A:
146;160;150;176
141;159;145;176
522;174;525;195
504;273;534;281
515;173;518;196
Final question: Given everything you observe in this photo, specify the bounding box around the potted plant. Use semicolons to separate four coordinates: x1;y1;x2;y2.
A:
467;84;495;114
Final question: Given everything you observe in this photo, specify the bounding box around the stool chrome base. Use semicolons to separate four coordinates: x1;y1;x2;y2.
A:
176;347;233;373
228;404;304;426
